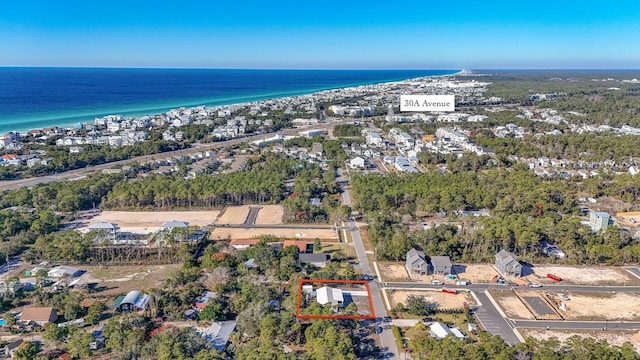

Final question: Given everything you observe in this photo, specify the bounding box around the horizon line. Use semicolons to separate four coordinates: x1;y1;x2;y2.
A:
1;66;640;71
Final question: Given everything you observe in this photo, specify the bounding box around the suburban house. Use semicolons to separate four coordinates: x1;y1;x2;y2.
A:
495;250;522;277
316;286;344;306
282;240;309;253
161;221;189;231
47;265;83;278
200;320;237;351
349;156;365;169
405;248;429;276
229;239;260;250
429;322;452;340
3;339;23;358
116;290;150;312
590;211;610;232
299;253;329;268
18;306;58;326
192;291;218;310
88;222;121;242
430;256;452;275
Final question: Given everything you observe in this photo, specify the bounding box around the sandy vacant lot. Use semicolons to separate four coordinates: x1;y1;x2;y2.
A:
391;290;474;310
84;211;219;234
451;264;499;283
523;265;639;285
209;227;338;240
255;205;285;225
563;292;640;320
490;290;535;320
82;264;180;297
216;206;251;225
379;262;410;281
521;329;640;353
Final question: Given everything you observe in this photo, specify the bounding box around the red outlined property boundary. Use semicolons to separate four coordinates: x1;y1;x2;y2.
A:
295;279;376;320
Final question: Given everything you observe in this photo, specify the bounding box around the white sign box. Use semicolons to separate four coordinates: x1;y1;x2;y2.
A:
400;95;455;112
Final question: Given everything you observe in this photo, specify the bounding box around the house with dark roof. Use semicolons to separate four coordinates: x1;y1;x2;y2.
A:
299;253;329;268
430;256;452;275
495;250;522;277
3;339;23;358
405;248;428;276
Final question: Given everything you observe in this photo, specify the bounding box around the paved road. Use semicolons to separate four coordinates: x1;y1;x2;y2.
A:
513;320;640;331
623;266;640;280
384;281;640;293
338;168;399;359
473;291;521;345
244;206;262;226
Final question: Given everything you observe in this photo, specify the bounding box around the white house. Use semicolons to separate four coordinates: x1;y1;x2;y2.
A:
316;286;344;306
349;157;365;169
429;322;452;340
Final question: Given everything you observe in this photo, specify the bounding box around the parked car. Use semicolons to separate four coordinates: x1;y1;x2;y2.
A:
431;279;444;285
382;316;392;323
422;317;434;322
528;283;543;288
375;326;383;334
557;293;570;301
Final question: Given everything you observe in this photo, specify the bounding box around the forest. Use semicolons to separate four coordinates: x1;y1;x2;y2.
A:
351;170;640;264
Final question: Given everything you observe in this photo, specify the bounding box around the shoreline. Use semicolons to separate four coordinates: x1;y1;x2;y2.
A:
3;70;460;135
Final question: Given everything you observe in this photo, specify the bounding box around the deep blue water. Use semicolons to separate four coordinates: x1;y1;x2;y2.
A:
0;68;456;133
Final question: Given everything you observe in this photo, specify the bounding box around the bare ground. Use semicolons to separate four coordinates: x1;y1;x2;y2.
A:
451;264;499;284
562;292;640;321
255;205;284;225
209;227;338;240
215;206;251;225
523;265;640;285
83;264;180;297
378;262;410;281
489;289;535;320
390;290;475;310
521;328;640;353
81;211;220;234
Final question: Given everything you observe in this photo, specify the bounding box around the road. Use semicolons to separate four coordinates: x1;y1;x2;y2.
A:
513;319;640;331
383;280;640;344
384;281;640;293
338;168;400;359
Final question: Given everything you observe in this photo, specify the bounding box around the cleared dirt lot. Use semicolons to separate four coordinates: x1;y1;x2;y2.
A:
523;265;639;285
490;289;536;320
390;290;475;310
215;206;251;225
562;291;640;320
521;328;640;353
83;264;180;297
209;227;338;240
378;262;410;281
83;211;220;234
255;205;284;225
451;264;499;283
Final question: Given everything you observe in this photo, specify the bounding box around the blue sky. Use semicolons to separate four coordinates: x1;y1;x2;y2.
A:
1;0;639;69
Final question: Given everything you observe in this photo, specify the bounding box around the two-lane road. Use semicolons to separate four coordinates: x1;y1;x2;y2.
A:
338;169;399;359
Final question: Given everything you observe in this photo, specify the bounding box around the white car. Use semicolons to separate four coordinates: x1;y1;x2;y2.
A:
528;283;542;288
557;293;570;301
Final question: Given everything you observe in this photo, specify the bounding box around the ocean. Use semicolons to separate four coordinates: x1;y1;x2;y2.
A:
0;68;456;134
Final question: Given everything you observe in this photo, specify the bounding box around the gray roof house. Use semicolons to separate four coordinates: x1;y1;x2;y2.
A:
299;253;329;268
430;256;452;275
405;248;429;276
495;250;522;277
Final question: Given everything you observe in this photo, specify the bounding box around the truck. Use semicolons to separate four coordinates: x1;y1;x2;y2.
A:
442;288;458;295
455;280;468;286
